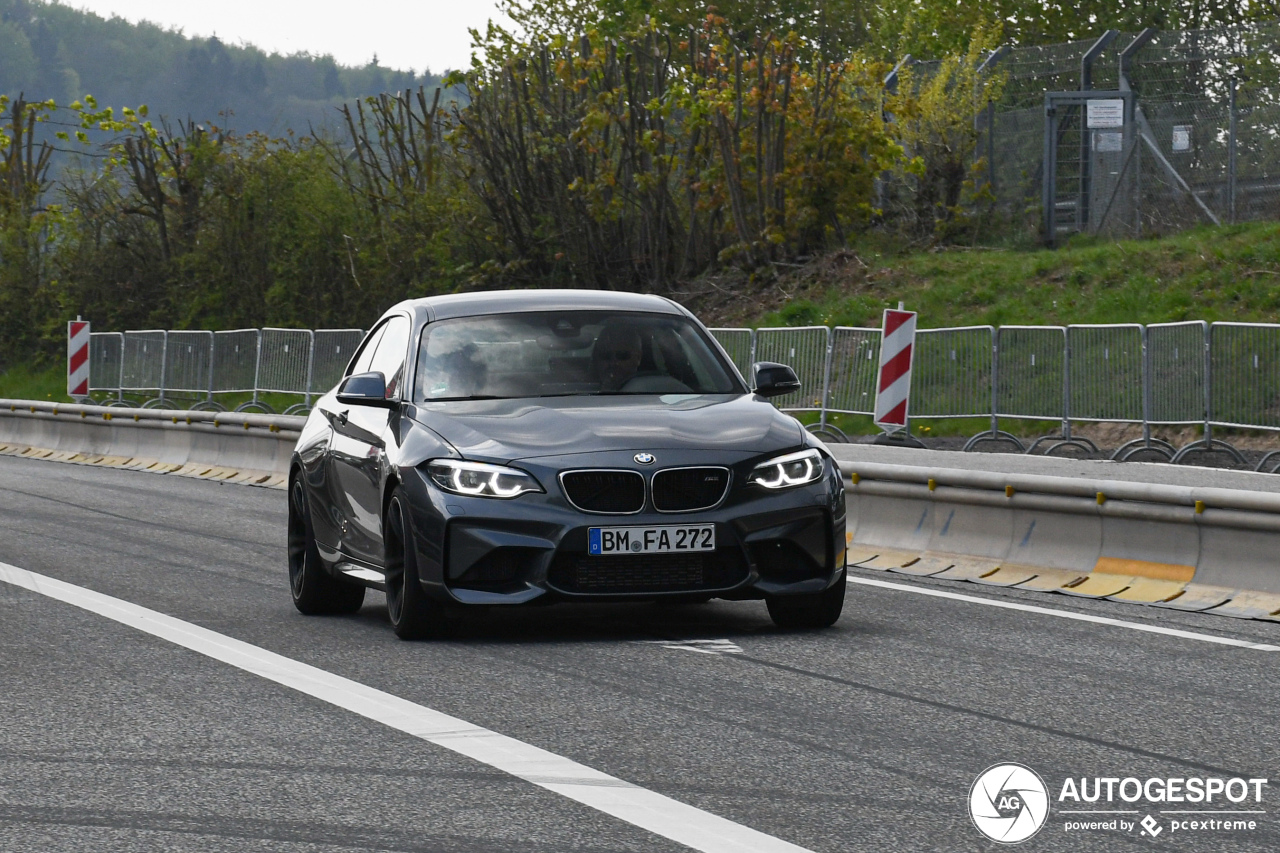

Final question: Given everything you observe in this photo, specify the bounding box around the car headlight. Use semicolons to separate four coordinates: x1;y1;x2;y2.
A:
427;460;544;499
747;448;825;490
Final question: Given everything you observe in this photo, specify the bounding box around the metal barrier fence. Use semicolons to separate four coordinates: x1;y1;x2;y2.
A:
311;329;366;396
213;329;261;402
89;332;123;401
74;320;1280;468
83;327;361;415
753;327;832;414
713;320;1280;469
121;331;168;407
912;326;993;419
827;327;880;416
258;329;315;415
708;328;755;380
1068;324;1144;423
165;330;215;408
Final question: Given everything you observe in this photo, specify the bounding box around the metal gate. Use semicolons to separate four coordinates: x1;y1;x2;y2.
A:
1043;90;1134;245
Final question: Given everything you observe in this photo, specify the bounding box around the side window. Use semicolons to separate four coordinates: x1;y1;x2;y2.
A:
368;316;412;399
348;324;386;378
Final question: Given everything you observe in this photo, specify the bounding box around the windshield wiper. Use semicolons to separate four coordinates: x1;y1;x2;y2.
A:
423;395;507;402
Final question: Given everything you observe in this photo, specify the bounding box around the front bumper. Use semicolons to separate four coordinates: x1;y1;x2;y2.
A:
400;451;846;605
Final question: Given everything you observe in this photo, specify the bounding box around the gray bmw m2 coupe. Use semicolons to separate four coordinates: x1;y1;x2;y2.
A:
288;290;847;638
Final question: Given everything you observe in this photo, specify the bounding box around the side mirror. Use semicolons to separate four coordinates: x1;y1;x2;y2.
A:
753;362;801;398
336;371;397;408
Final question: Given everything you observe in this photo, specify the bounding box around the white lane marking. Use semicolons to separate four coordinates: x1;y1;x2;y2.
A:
0;562;812;853
847;574;1280;652
636;639;744;655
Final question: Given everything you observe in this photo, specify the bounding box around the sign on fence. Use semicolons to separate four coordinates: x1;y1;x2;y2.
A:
874;309;916;431
1086;99;1125;129
67;319;90;397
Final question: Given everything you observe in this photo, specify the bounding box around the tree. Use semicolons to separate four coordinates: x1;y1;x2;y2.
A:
0;21;37;97
0;95;56;364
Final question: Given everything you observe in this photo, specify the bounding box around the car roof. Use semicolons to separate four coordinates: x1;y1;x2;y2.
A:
387;289;688;323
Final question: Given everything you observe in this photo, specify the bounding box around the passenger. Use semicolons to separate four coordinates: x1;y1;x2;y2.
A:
591;324;643;392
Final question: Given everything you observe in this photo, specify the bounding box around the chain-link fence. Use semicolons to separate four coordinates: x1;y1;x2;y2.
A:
966;19;1280;244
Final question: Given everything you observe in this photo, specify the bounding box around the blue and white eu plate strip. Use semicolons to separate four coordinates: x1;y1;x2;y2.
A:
0;561;813;853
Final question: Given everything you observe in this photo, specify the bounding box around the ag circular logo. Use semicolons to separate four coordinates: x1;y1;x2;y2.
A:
633;452;655;464
969;763;1050;844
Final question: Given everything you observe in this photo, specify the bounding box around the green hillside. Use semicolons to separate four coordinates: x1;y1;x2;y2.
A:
0;0;444;135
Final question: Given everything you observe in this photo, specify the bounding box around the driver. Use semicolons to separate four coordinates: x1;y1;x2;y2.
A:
591;324;643;391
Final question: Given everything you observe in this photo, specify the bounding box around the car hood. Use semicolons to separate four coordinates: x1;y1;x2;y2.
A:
410;394;803;463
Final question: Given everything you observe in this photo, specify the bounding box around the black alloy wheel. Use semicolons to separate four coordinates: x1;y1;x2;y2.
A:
384;488;447;640
765;568;846;630
289;476;365;615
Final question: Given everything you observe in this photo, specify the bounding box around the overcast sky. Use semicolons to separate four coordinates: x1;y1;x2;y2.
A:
62;0;509;74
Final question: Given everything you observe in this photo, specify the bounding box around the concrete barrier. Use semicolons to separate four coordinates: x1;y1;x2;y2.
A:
0;399;302;487
841;459;1280;621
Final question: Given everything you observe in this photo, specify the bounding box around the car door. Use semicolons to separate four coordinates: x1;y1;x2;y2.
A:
327;315;410;565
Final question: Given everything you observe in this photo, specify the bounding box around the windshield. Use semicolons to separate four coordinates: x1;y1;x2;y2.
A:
415;311;743;402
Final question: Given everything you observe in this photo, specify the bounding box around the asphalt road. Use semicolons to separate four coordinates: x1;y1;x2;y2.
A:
2;454;1279;852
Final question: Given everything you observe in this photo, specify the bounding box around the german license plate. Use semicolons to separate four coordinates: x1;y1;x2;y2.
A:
588;524;715;556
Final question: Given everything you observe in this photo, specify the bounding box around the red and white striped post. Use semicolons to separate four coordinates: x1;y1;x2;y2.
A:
67;318;90;398
873;307;917;434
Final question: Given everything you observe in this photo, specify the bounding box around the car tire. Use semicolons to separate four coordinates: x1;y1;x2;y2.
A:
289;476;366;615
384;488;448;640
765;568;846;630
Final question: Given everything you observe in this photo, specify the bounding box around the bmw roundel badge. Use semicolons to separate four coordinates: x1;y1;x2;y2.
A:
633;452;656;464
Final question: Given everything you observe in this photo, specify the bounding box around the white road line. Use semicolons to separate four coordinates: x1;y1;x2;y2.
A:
847;575;1280;652
0;562;813;853
636;639;744;655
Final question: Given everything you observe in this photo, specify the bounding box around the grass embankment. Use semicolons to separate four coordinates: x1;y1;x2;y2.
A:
0;364;65;402
0;363;306;413
751;222;1280;329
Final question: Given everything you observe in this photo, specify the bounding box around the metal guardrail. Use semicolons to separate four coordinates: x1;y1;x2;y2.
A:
78;319;1280;469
